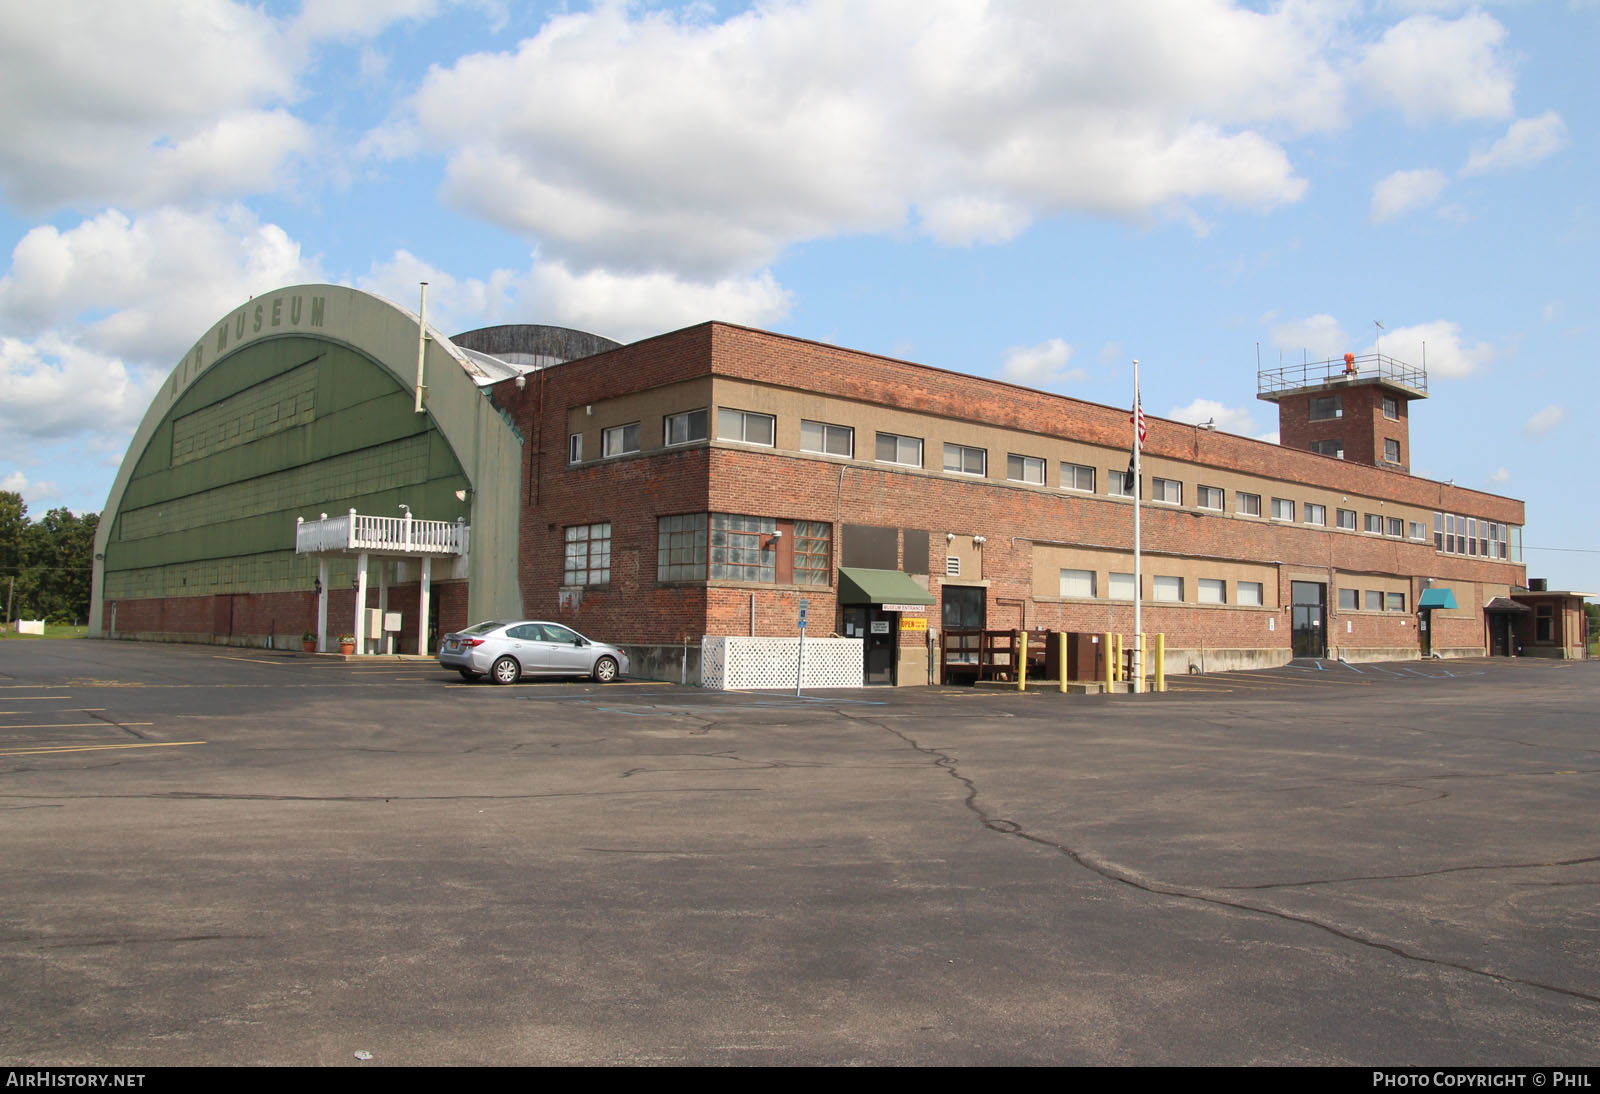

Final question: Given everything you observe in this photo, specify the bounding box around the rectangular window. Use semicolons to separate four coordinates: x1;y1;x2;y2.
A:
1386;592;1406;612
1409;521;1426;541
1271;497;1294;522
717;408;775;446
1152;575;1184;602
1337;508;1357;531
1467;517;1478;556
1060;569;1097;598
664;408;709;447
1237;492;1262;517
568;432;583;464
1435;512;1444;551
1061;462;1095;493
1383;396;1399;420
657;514;708;581
1536;604;1553;642
1365;513;1382;534
1197;485;1224;510
1365;590;1383;612
1386;516;1403;538
1384;438;1401;463
710;513;776;582
1339;588;1359;610
1198;578;1226;604
1109;470;1139;498
562;523;612;586
1310;438;1344;459
943;443;987;477
875;432;923;467
794;521;831;585
1237;581;1264;607
1309;395;1342;421
1445;513;1456;553
603;422;640;457
1108;572;1136;600
1007;454;1045;485
800;420;853;458
1304;503;1326;526
1152;477;1182;505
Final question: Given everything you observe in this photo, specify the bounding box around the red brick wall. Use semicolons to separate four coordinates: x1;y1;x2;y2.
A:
486;322;1525;658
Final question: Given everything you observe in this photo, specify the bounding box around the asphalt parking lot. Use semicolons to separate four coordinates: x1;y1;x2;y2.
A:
1;640;1597;1065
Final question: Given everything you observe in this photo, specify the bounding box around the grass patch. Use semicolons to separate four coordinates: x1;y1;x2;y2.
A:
0;624;91;640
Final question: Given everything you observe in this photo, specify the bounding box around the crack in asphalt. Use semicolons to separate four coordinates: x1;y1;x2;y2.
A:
850;711;1600;1008
1221;855;1600;890
83;709;155;741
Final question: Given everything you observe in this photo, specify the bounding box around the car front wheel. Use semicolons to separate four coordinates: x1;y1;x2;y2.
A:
490;656;521;686
592;656;619;683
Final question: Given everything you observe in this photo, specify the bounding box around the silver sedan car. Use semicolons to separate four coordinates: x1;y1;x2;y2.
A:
438;620;630;684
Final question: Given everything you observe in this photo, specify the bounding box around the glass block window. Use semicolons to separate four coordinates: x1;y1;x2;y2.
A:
657;513;708;581
563;523;611;586
794;521;831;585
710;513;776;582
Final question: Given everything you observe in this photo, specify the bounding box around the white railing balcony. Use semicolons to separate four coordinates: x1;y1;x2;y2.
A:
296;509;470;556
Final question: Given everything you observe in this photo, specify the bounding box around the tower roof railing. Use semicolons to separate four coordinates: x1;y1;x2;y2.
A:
1257;353;1428;399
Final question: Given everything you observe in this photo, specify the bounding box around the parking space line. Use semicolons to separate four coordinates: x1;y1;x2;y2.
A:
0;722;155;730
0;740;205;757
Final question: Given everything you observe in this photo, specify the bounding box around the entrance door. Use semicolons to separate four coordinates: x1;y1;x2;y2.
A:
1488;614;1510;656
843;607;896;685
1420;609;1433;656
1290;581;1326;658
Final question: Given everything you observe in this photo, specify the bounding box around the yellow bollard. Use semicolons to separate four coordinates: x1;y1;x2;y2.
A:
1058;633;1067;694
1154;633;1166;693
1112;632;1122;683
1015;630;1026;692
1103;632;1115;687
1133;632;1144;694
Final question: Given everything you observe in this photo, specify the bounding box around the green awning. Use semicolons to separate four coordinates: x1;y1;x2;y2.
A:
837;567;935;607
1418;588;1458;610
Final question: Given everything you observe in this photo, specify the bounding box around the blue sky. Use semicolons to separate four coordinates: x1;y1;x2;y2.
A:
1;0;1594;594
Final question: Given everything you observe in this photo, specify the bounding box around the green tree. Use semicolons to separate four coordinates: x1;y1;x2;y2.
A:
20;508;99;623
0;491;25;623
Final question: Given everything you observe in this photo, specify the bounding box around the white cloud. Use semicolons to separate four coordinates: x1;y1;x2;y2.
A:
1357;12;1514;123
1488;467;1510;485
0;206;323;364
0;3;313;210
389;1;1346;276
1166;397;1263;437
0;335;162;454
1001;339;1084;389
1370;168;1449;222
359;251;793;344
1368;319;1492;378
1270;314;1350;359
1461;112;1570;176
1523;405;1566;437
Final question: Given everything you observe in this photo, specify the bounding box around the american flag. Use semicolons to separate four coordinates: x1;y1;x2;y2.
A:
1131;389;1146;447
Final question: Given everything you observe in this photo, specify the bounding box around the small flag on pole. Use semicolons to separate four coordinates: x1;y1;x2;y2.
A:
1126;386;1144;488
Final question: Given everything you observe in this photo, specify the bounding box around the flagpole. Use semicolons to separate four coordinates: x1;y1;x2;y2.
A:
1132;359;1142;695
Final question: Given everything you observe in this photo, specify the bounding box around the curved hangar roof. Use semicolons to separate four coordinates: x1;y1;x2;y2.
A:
88;285;616;631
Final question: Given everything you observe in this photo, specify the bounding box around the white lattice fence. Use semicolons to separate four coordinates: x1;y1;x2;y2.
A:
700;636;864;690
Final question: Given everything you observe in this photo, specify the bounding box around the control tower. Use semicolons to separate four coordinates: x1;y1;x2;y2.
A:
1257;353;1427;472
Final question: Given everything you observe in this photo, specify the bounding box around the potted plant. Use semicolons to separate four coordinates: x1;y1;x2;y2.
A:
302;631;317;653
338;634;356;655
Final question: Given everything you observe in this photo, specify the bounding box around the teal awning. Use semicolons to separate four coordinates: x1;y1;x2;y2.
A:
837;567;935;607
1418;588;1458;610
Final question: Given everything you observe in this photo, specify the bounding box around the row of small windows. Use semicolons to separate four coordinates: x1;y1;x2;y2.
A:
568;516;833;588
1059;569;1266;607
573;407;1489;555
1308;394;1400;423
1435;514;1512;560
1338;588;1407;613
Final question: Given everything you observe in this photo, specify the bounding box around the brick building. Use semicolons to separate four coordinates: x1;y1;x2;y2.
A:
94;284;1574;681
